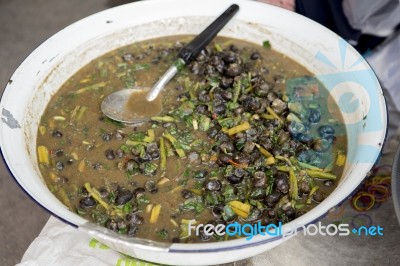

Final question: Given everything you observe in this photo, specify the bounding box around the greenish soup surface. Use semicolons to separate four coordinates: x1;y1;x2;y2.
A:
37;36;347;243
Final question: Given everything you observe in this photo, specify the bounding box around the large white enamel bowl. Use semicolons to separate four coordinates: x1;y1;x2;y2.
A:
0;0;387;265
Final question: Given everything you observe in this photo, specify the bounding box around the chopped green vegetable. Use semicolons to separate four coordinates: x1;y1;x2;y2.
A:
125;140;147;146
103;117;125;128
178;101;195;116
173;58;186;71
91;210;109;225
223;184;238;202
289;168;298;202
215;43;223;52
227;121;251;136
123;202;133;213
180;196;205;214
151;116;176;122
76;106;87;121
163;132;186;158
265;174;275;195
263;40;271;48
306;169;337;180
131;63;150;71
266;106;283;124
208;76;220;89
307;186;320;204
137;195;150;207
218;117;235;128
84;183;110;211
128;132;146;141
75;81;107;94
156;228;169;240
222;205;236;221
159;137;167;171
143;129;155;142
232;79;241;103
255;143;273;158
142;162;158;176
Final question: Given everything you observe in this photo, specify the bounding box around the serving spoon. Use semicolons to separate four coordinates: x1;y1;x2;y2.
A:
101;4;239;124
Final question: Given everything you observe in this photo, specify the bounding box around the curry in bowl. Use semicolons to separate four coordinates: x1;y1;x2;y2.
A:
36;36;346;243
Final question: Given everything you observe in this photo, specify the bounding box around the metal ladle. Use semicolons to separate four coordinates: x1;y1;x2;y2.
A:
101;4;239;124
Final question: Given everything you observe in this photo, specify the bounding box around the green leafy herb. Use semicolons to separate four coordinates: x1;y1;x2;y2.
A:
183;115;193;127
99;67;108;78
180;196;205;214
232;79;241;103
245;206;262;221
178;101;195;116
121;76;135;88
137;195;150;207
82;127;89;137
204;192;222;206
263;40;271;49
131;63;150;71
103;117;125;128
173;59;186;71
156;229;169;240
218;117;235;128
76;208;86;215
118;227;128;234
128;132;146;141
210;168;222;177
108;191;116;203
222;184;237;202
198;115;211;131
183;168;192;177
123;202;133;213
208;76;220;88
119;144;131;153
226;101;239;110
194;181;204;190
235;138;246;151
91;210;108;225
178;168;191;185
265;171;275;195
249;187;264;199
142;162;158;176
222;205;236;221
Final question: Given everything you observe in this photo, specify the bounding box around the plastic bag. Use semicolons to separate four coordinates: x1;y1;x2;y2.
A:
17;217;160;266
366;32;400;154
342;0;400;37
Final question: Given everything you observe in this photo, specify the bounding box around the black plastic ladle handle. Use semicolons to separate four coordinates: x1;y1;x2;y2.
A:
178;4;239;64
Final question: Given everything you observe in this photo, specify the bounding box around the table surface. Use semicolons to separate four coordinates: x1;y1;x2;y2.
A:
393;147;400;223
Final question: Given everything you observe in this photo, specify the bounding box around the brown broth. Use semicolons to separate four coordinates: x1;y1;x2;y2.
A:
125;89;163;120
37;36;347;243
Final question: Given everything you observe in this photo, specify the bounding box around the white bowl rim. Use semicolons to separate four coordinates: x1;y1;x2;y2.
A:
0;0;388;254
